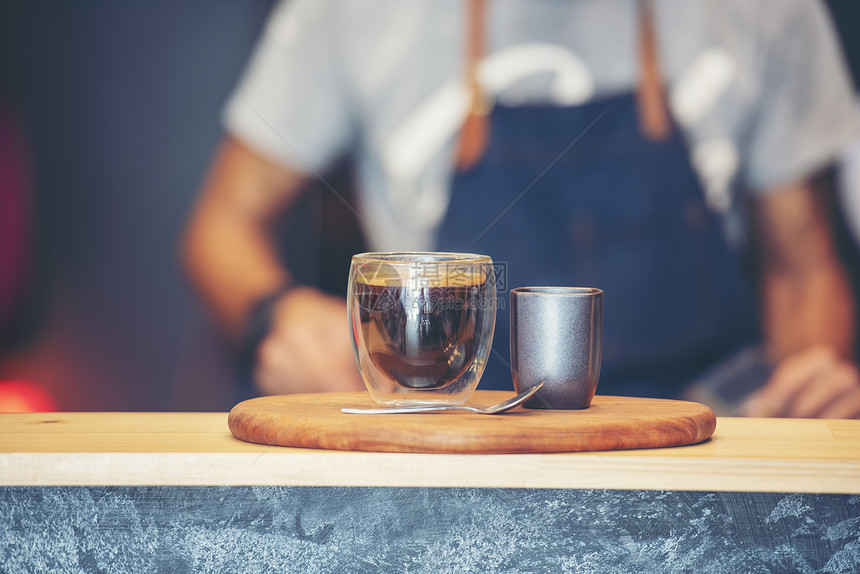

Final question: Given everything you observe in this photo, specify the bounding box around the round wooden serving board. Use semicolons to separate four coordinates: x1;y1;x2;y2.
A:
228;391;716;454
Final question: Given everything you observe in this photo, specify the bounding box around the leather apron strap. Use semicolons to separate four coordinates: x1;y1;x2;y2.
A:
636;0;672;141
454;0;671;171
455;0;489;171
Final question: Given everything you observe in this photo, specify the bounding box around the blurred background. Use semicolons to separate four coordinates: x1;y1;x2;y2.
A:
0;0;858;412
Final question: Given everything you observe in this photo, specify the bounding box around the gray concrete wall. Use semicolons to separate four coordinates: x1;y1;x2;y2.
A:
3;487;859;572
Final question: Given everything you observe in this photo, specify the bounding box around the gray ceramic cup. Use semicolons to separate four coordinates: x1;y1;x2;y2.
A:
510;287;603;409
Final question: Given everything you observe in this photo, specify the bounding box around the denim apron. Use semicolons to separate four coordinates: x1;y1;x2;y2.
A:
437;91;761;397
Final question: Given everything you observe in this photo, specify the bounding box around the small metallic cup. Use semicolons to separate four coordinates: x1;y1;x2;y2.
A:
510;287;603;409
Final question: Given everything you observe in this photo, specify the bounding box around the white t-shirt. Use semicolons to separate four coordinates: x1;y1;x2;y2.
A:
224;0;859;251
839;100;860;245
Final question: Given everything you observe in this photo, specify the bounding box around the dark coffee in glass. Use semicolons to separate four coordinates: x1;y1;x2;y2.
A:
354;282;489;389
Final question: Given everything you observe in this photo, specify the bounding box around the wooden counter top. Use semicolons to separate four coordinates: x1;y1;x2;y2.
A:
2;412;859;493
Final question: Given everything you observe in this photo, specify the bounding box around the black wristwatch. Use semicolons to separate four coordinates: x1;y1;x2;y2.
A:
238;285;294;371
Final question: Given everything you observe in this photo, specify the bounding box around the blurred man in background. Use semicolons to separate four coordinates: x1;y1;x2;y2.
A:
184;0;860;417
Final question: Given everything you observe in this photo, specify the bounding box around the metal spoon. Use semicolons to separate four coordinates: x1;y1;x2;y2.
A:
341;381;545;415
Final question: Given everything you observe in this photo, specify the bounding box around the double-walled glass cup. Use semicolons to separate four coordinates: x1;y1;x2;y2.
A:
347;252;496;406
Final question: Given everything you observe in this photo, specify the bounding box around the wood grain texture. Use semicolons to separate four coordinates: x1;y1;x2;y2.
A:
2;411;860;491
227;392;716;453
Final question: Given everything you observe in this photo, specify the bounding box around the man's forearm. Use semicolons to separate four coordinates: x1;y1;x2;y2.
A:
183;197;289;339
182;137;306;339
755;180;856;361
761;254;855;360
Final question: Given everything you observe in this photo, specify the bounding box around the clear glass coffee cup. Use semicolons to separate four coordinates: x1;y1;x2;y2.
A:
347;252;497;406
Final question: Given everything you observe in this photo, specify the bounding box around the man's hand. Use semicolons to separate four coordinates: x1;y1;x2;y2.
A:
742;346;860;418
750;179;858;418
254;287;364;395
